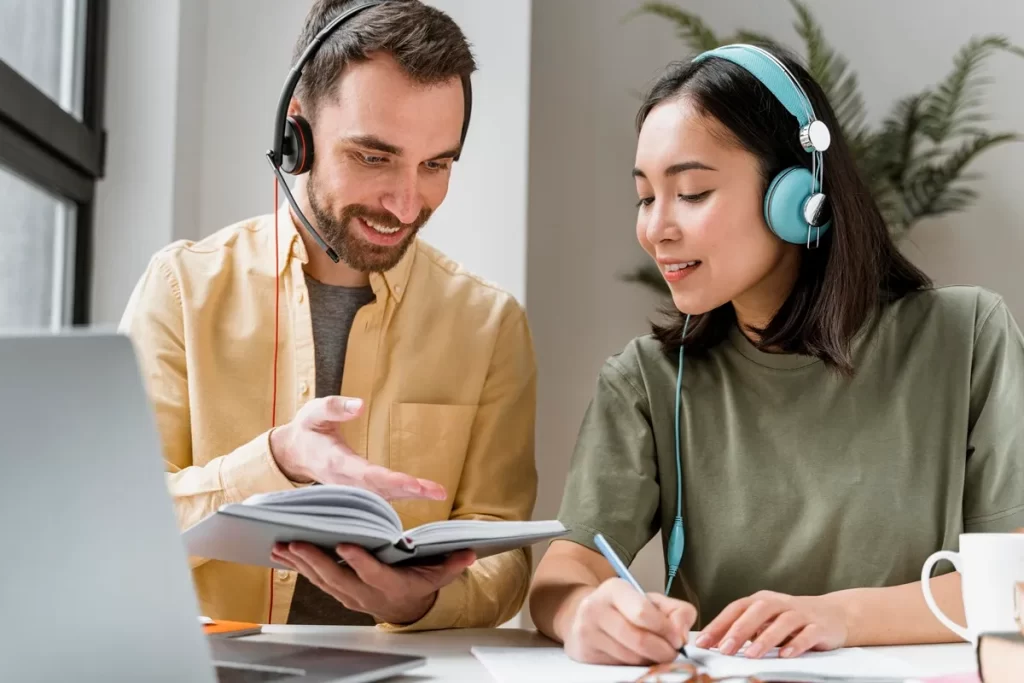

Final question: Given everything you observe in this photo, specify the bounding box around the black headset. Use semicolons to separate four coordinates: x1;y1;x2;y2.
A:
265;0;474;262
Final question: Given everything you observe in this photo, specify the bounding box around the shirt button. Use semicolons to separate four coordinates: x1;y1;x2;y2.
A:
276;569;290;581
395;285;401;293
299;381;309;395
297;290;305;304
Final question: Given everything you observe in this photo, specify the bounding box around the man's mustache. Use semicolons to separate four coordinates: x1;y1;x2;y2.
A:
341;205;432;231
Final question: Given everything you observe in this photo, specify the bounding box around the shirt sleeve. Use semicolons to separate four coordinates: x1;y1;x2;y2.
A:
119;251;300;568
379;299;538;631
555;354;661;567
963;293;1024;532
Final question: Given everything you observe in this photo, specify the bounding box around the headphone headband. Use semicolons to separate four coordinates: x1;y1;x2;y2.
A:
692;43;830;154
690;43;832;247
693;44;812;127
270;1;380;167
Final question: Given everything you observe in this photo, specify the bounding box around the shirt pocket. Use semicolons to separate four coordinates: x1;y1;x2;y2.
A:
388;402;478;527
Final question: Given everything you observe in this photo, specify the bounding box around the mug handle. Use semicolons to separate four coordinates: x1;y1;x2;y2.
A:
921;550;972;643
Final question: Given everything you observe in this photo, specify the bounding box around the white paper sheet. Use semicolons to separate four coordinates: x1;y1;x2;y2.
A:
471;643;919;683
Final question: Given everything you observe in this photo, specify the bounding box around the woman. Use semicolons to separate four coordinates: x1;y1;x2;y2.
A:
529;44;1024;666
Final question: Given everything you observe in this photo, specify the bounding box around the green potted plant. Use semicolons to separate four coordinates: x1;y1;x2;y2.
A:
622;0;1024;295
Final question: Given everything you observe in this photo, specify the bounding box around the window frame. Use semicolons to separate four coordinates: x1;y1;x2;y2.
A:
0;0;108;325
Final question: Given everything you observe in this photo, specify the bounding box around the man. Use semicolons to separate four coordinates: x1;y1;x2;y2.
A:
120;0;537;631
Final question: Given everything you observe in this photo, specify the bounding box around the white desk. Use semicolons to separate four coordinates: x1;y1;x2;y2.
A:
246;626;977;681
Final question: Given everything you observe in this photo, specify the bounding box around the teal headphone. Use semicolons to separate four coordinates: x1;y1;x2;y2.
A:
700;43;833;247
663;44;832;596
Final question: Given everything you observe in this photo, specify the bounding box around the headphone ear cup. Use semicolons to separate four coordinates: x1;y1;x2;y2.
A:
764;166;814;244
281;115;314;175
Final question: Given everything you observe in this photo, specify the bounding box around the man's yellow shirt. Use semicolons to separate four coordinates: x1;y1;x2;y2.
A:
119;206;538;630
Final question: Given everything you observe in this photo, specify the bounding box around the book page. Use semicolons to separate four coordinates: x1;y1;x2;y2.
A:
406;519;567;545
471;644;918;682
243;484;403;534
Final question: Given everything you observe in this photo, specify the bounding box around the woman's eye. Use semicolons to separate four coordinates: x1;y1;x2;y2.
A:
636;197;654;208
678;190;712;202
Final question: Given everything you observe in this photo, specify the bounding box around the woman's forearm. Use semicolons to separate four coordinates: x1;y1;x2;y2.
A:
529;542;612;642
531;580;595;643
827;572;965;646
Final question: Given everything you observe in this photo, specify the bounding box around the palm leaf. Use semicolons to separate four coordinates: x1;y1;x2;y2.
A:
875;181;911;240
928;186;980;215
921;36;1024;143
904;132;1018;219
727;30;779;49
873;93;928;192
626;2;721;54
621;264;670;295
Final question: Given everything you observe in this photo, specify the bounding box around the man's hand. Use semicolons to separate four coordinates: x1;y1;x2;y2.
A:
272;542;476;625
270;395;446;500
563;578;697;666
694;590;849;659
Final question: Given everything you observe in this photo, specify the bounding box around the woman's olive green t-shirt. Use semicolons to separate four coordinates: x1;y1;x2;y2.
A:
557;286;1024;627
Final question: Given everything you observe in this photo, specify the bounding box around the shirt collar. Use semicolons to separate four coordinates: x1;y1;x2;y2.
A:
271;204;415;303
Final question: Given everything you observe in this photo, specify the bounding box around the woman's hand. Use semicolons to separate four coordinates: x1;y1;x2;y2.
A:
694;591;849;659
563;578;698;666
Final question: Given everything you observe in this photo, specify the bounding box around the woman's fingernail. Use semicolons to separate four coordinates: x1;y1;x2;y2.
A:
720;638;736;654
694;634;710;648
745;643;763;658
781;647;795;658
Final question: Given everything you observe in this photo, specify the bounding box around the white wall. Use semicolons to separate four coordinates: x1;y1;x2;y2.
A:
526;0;1024;593
421;0;532;304
193;0;305;243
92;0;183;323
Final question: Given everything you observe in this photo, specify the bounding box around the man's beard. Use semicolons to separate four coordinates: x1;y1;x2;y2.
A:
306;170;431;273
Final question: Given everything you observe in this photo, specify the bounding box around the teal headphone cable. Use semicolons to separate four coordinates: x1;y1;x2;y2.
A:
662;39;832;596
665;313;690;596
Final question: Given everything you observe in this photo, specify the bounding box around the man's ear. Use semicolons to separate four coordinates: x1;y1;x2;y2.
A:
287;97;303;119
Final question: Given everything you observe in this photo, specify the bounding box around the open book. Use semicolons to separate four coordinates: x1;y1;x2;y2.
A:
182;485;567;567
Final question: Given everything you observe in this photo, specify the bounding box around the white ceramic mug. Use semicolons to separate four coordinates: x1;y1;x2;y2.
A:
921;532;1024;644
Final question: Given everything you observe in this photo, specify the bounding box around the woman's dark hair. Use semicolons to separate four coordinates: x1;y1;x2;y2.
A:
637;46;930;375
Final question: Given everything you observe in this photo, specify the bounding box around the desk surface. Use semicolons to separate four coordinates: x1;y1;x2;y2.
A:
246;626;976;682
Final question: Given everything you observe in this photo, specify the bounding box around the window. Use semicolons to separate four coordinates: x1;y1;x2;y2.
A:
0;0;107;329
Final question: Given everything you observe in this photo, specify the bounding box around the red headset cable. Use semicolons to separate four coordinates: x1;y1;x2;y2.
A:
268;177;281;624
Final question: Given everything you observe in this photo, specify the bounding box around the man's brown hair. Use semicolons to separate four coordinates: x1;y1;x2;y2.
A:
293;0;476;122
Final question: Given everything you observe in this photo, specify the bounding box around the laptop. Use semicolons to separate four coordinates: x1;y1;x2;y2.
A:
0;329;425;683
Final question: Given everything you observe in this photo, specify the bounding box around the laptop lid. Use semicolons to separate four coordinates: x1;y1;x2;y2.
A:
0;330;217;683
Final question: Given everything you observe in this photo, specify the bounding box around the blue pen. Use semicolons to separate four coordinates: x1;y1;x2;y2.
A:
594;533;689;659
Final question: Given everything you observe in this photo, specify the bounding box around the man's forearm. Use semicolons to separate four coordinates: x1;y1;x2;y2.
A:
379;547;532;632
170;429;299;568
827;572;965;646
